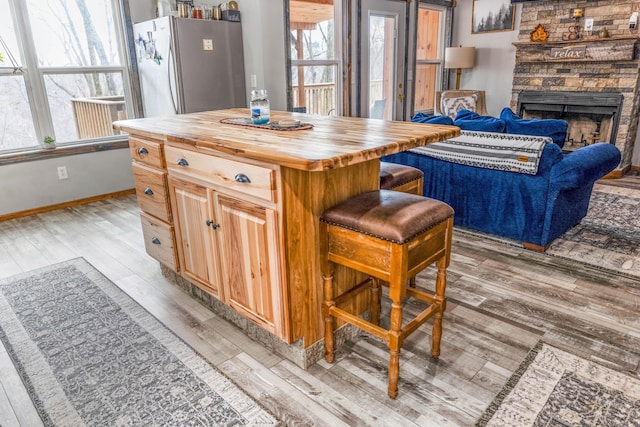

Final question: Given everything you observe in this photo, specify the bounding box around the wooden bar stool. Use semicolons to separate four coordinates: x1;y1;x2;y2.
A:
320;190;454;399
379;162;424;195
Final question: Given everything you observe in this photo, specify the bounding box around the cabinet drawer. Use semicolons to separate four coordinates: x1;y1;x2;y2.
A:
130;136;165;169
165;146;276;202
132;163;171;222
140;212;177;271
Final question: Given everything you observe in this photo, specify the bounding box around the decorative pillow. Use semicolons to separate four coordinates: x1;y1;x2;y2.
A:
441;95;477;120
454;110;506;133
500;107;568;149
411;112;454;125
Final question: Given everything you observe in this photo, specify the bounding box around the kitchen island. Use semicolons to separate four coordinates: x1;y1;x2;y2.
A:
114;108;459;368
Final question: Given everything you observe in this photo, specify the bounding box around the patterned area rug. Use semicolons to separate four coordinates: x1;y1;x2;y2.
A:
477;342;640;426
0;258;279;426
547;187;640;278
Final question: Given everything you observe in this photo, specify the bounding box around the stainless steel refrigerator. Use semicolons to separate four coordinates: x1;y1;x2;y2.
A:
133;16;246;117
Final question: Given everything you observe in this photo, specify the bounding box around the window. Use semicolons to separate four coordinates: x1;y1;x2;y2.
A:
287;0;341;115
0;0;132;152
414;4;446;113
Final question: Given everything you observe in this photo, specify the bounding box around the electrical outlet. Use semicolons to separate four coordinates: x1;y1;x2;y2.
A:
57;166;68;180
250;74;257;88
584;18;594;32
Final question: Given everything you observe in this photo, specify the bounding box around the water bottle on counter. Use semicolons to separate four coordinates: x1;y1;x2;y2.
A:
250;89;270;125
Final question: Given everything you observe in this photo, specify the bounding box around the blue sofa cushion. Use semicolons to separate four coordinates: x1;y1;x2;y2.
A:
411;112;454;125
454;110;506;133
500;108;568;149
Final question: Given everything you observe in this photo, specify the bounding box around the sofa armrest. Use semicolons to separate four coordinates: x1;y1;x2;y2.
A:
550;143;621;191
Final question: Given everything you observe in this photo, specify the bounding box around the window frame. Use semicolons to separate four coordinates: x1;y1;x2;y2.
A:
409;0;452;116
1;0;135;157
284;0;344;116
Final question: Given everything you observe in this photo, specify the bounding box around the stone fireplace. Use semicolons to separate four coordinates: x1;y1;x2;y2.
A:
511;0;640;170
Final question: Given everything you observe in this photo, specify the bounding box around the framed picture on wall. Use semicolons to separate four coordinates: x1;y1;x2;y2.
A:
472;0;515;33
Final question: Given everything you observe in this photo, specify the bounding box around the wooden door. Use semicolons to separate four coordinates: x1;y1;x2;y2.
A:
168;176;222;297
215;193;285;338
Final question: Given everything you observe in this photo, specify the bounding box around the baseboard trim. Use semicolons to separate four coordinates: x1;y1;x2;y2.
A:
0;189;136;222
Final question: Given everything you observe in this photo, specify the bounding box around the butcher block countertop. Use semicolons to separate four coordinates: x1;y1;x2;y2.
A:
113;108;460;171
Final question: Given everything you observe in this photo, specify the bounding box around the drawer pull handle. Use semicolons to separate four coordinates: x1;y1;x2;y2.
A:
144;187;154;195
206;220;220;230
234;173;251;183
151;237;161;245
177;158;189;167
137;147;149;155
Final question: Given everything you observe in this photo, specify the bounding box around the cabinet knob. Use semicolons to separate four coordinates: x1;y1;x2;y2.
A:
206;220;220;230
234;173;251;183
144;187;154;195
177;158;189;166
137;147;149;155
151;237;161;245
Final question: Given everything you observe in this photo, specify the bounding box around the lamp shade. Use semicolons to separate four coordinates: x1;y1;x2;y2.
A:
444;47;476;69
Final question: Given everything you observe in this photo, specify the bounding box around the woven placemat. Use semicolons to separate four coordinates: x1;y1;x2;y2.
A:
220;117;314;131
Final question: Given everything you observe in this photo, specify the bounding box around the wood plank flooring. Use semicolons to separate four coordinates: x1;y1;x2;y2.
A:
0;185;639;426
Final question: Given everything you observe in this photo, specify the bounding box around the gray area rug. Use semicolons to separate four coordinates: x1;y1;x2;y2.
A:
547;188;640;277
0;258;279;426
477;341;640;426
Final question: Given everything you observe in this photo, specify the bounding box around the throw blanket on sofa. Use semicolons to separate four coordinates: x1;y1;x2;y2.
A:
411;131;551;175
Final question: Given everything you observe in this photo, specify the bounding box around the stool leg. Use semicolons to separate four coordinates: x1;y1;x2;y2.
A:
323;267;336;363
431;259;447;359
387;246;407;399
320;222;336;364
432;219;452;359
370;278;381;325
408;277;416;288
388;299;402;399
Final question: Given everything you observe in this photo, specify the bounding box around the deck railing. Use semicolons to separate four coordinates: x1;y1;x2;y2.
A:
71;95;127;139
292;80;382;115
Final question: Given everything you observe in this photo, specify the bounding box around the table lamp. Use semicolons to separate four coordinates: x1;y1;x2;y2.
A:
444;46;476;90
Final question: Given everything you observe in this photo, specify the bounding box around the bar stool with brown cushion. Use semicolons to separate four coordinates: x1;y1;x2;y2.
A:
379;162;424;195
320;190;454;399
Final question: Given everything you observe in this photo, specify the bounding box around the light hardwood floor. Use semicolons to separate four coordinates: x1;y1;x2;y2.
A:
0;184;639;426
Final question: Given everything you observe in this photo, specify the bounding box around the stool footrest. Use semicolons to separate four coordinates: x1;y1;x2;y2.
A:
329;306;388;341
333;277;374;307
402;303;440;338
406;287;437;305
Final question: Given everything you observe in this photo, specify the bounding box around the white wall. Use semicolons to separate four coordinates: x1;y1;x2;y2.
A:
235;0;288;110
451;1;521;116
0;150;135;216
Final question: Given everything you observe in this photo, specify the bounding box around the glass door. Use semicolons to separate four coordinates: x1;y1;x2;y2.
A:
359;0;406;120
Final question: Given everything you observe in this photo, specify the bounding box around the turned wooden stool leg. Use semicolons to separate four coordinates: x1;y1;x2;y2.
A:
320;222;336;364
387;300;403;399
387;255;406;399
431;258;447;359
431;217;452;359
370;278;381;325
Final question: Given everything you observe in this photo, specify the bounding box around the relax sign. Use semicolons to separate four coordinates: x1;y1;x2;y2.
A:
549;45;587;60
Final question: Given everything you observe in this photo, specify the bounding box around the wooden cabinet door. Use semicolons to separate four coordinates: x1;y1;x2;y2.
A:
169;177;222;298
215;194;285;338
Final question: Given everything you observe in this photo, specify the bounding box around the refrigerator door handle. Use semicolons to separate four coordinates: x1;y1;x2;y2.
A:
168;43;178;114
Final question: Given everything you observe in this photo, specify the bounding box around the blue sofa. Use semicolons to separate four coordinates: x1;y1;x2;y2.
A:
382;130;621;251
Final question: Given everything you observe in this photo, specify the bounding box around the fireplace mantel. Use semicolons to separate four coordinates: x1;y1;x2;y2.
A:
513;36;637;63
